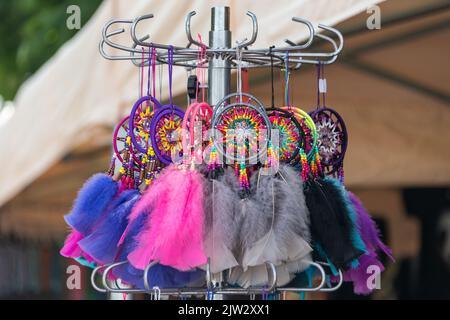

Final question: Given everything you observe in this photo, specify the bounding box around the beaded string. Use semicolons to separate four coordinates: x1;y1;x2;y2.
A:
270;46;275;108
283;52;311;180
141;48;158;187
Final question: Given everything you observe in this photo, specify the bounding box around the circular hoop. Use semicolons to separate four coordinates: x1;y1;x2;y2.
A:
309;107;347;175
212;92;266;122
266;107;305;165
212;101;272;164
182;102;213;162
112;116;141;170
150;105;185;164
281;106;318;161
128;95;163;154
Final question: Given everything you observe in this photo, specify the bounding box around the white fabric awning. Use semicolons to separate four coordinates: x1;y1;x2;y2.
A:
0;0;383;207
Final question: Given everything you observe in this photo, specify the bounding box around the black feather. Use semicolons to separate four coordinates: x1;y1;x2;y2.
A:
304;178;364;269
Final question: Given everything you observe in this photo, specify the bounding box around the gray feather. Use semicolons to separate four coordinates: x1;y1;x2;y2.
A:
203;167;242;272
240;164;312;269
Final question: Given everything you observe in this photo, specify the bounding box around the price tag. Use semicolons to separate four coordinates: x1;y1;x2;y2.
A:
319;78;327;93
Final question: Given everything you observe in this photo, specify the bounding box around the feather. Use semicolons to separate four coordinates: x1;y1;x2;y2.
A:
228;263;295;288
60;229;97;264
128;165;207;271
64;173;119;236
60;229;84;259
305;178;364;269
78;190;140;265
337;252;385;295
330;192;394;295
113;212;205;289
75;257;97;269
203;168;241;273
348;192;394;261
240;165;312;269
323;178;367;258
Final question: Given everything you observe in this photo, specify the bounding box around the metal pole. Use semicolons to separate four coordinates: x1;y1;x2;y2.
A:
207;6;231;300
208;6;231;107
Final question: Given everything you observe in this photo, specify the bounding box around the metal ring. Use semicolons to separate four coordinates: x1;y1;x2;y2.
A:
212;101;272;164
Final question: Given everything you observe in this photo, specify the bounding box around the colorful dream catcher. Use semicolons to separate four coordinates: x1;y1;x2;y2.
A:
212;92;272;195
309;63;348;180
265;51;310;175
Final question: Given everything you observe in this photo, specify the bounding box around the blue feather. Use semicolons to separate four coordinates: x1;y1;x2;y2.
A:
78;189;140;265
75;257;97;269
64;173;119;236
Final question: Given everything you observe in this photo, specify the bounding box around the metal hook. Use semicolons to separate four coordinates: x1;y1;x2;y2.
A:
90;265;108;293
152;286;161;300
235;11;258;49
131;14;185;50
143;260;160;291
185;11;209;49
102;18;140;55
278;17;315;51
316;262;344;292
205;257;214;292
315;24;344;64
102;261;146;293
100;25;151;65
276;261;327;293
265;261;278;292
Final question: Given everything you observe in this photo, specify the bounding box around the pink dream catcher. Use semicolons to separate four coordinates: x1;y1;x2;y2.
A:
181;41;213;163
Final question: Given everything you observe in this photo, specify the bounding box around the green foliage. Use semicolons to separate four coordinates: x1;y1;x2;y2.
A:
0;0;102;100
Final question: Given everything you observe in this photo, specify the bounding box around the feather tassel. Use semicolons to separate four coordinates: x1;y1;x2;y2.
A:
331;192;394;295
240;165;312;269
113;210;205;289
78;190;141;265
64;173;119;236
128;165;207;271
203;168;241;273
305;178;365;269
348;192;394;260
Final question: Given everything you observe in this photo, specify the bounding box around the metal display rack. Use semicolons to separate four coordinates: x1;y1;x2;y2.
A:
94;6;345;299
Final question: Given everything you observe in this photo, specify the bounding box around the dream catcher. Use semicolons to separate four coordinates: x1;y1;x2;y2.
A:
182;41;213;164
211;48;271;195
309;63;347;180
149;48;185;165
265;50;305;167
282;107;322;178
113;115;142;172
129;47;184;165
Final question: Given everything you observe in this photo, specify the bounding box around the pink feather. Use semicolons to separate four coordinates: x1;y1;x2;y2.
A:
128;166;207;271
60;229;97;264
60;229;84;258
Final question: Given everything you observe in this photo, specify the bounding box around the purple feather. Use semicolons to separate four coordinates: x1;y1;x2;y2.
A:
348;192;394;261
332;192;395;295
341;252;385;295
64;173;119;236
78;189;140;265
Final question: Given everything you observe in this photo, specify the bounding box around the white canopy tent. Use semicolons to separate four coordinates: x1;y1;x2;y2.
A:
0;0;384;208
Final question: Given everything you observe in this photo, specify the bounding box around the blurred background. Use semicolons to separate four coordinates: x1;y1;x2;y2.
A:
0;0;449;299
